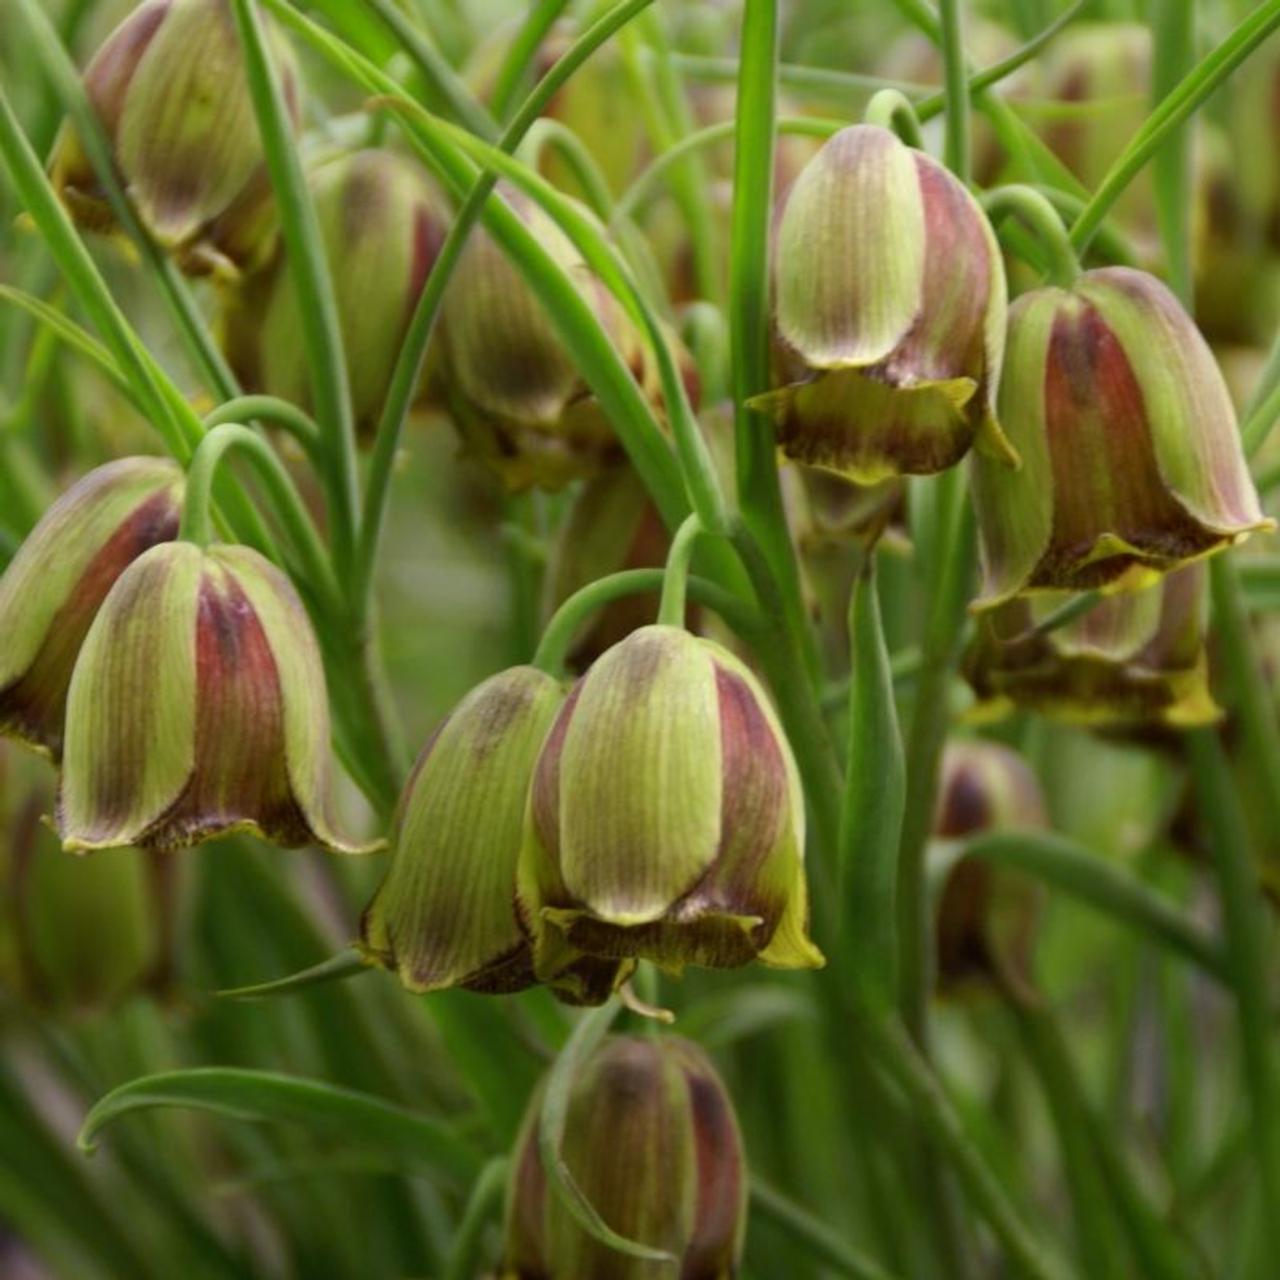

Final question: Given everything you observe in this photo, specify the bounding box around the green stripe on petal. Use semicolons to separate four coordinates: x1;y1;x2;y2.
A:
775;125;925;371
361;666;564;993
59;542;201;851
972;289;1061;608
556;626;722;925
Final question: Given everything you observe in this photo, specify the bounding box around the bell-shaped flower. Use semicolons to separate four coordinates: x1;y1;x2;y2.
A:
752;124;1015;483
58;542;370;853
0;457;183;759
518;625;823;980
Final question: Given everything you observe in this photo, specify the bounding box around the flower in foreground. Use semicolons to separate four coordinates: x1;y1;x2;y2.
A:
503;1035;746;1279
752;123;1015;483
58;542;370;853
963;566;1220;729
49;0;302;278
360;665;624;1004
971;267;1270;607
0;457;183;759
519;625;823;981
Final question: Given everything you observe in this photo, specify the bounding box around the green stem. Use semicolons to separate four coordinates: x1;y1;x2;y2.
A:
231;0;359;578
1069;0;1280;252
1150;0;1195;306
489;0;568;121
443;1158;509;1280
518;119;616;219
938;0;970;179
1024;590;1101;638
897;473;973;1043
851;989;1073;1280
203;396;323;458
1185;726;1280;1260
983;186;1081;287
346;0;664;618
177;424;343;617
531;568;763;676
1243;377;1280;459
749;1178;901;1280
840;562;905;1001
863;90;925;148
730;0;818;688
361;0;497;139
656;514;703;627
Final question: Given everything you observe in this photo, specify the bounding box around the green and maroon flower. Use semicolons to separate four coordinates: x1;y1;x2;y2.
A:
0;457;183;759
359;665;623;1004
972;268;1270;607
752;124;1015;483
437;186;650;491
963;565;1219;729
225;149;450;441
49;0;302;278
503;1035;746;1280
57;541;370;853
933;741;1047;997
518;625;823;986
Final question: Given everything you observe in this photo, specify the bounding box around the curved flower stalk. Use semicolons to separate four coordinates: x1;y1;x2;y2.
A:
503;1035;746;1279
223;149;451;442
971;267;1270;607
48;0;303;279
360;665;625;1004
751;124;1015;483
0;457;183;759
963;565;1220;729
518;624;823;983
58;541;372;853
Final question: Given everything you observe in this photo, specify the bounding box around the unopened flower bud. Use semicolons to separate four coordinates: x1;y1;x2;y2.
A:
49;0;303;278
438;187;648;490
519;625;823;984
1;742;161;1011
972;268;1270;607
225;150;450;441
963;565;1219;728
58;542;370;853
933;741;1046;996
360;666;621;1003
752;124;1014;483
0;458;183;759
503;1035;746;1279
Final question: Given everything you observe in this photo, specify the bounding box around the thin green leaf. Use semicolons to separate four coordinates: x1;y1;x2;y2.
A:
216;948;371;1001
443;1158;508;1280
79;1069;482;1185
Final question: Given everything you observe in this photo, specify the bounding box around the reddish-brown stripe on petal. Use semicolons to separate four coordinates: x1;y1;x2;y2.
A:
0;489;179;756
1035;301;1219;589
681;1058;745;1278
529;679;582;867
143;566;305;846
84;1;171;137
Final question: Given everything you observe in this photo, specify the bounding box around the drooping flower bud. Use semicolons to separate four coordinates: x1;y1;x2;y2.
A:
751;124;1015;483
359;666;622;1003
503;1035;746;1279
0;741;161;1011
58;541;370;853
518;625;823;982
0;457;183;759
224;150;450;442
962;565;1220;729
971;268;1270;608
933;741;1046;996
437;187;649;491
49;0;303;278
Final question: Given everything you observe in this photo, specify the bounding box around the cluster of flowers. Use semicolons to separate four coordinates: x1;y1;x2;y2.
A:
3;1;1274;1272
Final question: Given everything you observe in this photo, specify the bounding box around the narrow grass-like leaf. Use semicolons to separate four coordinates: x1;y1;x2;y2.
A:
216;948;371;1001
79;1069;482;1185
